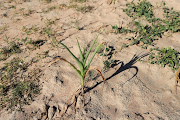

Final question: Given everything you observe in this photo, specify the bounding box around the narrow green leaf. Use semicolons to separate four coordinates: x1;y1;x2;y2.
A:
82;47;85;56
85;43;103;72
76;38;84;62
60;42;84;72
83;34;99;65
48;57;82;79
70;64;82;77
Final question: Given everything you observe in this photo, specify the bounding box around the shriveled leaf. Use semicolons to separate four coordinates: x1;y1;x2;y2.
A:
48;57;82;79
84;66;105;89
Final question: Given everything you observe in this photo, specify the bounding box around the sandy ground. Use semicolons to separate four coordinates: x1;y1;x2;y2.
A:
1;0;180;119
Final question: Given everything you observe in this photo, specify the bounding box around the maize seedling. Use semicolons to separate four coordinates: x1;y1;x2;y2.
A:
48;34;105;117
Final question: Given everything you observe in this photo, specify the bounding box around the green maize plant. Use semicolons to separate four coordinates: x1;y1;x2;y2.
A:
48;34;105;116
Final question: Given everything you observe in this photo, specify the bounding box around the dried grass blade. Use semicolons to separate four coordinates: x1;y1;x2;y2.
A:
175;67;180;94
48;57;81;77
85;66;105;89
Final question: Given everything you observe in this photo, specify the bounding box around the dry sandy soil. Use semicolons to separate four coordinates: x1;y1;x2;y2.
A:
1;0;180;119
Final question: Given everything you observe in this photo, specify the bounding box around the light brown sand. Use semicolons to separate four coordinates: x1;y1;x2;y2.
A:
1;0;180;119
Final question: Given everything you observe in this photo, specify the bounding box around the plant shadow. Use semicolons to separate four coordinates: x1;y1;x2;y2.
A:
107;46;115;59
84;52;150;94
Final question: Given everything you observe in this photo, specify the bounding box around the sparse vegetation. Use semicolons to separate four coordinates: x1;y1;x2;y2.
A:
100;46;115;70
20;8;33;17
21;37;46;50
70;20;81;30
112;0;180;45
76;5;93;13
103;59;115;70
0;57;41;111
149;47;180;70
162;6;180;32
112;25;133;34
40;1;93;14
22;25;39;35
122;0;159;22
40;21;55;38
119;43;129;52
11;5;16;9
68;4;78;9
0;36;21;60
111;0;180;71
99;43;116;71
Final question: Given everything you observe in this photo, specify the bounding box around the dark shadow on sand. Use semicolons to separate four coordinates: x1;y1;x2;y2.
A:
84;52;150;94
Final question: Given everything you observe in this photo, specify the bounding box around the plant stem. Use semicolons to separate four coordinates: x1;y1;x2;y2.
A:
81;85;85;107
